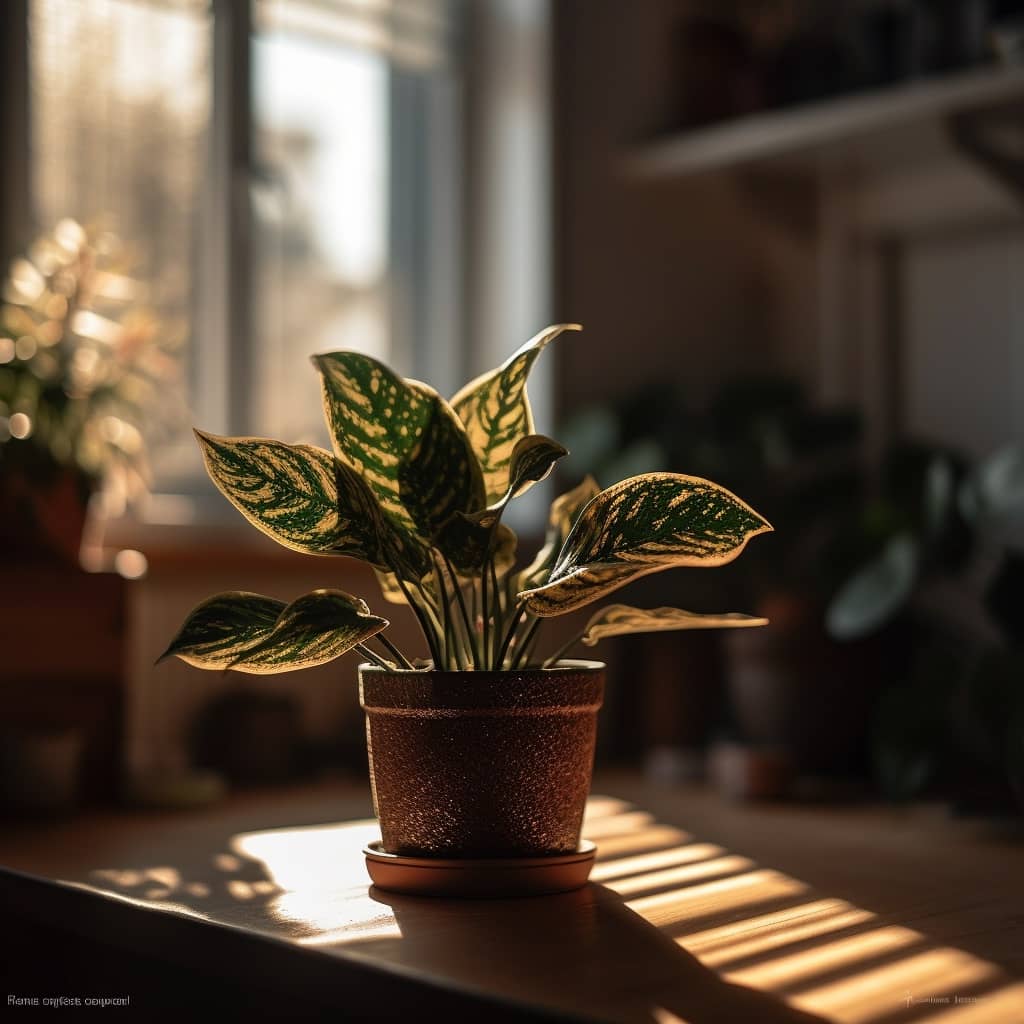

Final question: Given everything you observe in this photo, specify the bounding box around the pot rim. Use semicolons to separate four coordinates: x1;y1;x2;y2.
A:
358;658;605;678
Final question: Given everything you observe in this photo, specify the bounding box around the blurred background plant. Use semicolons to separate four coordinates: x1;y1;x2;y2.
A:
561;374;1024;812
826;442;1024;812
0;219;183;562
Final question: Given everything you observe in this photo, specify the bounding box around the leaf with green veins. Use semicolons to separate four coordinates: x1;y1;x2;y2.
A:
333;459;431;578
434;513;519;575
229;590;389;675
396;397;487;568
313;351;484;543
452;324;581;504
430;436;565;573
158;592;286;670
518;475;600;593
519;473;773;616
196;430;384;560
580;604;768;645
501;434;568;502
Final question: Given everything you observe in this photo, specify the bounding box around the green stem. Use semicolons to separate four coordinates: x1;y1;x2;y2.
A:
488;557;502;667
354;642;390;669
495;602;527;670
431;553;463;671
442;551;481;668
481;557;491;668
542;629;585;669
394;573;442;668
377;633;414;670
510;615;542;670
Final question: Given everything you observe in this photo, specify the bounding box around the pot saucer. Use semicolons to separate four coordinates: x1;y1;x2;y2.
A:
363;840;597;898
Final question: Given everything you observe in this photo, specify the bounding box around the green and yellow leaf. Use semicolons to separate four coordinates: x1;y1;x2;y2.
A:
502;434;568;501
157;592;285;670
580;604;768;645
196;430;387;563
451;324;581;504
519;473;772;616
441;435;566;568
396;397;487;563
313;352;484;546
228;590;388;675
517;474;600;593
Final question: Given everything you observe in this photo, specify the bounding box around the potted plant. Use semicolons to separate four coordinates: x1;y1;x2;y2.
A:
160;324;772;895
0;218;181;563
827;442;1024;812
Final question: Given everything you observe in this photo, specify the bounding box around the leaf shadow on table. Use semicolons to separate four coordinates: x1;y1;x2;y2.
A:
362;882;829;1024
73;801;1023;1024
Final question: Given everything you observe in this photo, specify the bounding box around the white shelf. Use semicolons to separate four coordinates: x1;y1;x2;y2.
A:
624;64;1024;179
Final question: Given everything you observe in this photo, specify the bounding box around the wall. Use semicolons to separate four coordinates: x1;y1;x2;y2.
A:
551;0;818;419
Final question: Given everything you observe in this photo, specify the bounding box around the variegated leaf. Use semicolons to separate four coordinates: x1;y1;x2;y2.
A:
434;513;519;575
229;590;388;675
313;352;484;543
396;397;487;568
442;435;566;567
158;592;285;670
373;525;517;607
581;604;768;645
502;434;568;501
519;473;772;616
518;475;600;593
196;430;383;561
451;324;581;504
334;459;431;578
520;563;639;617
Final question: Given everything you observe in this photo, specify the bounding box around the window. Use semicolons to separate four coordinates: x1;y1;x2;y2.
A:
26;0;462;506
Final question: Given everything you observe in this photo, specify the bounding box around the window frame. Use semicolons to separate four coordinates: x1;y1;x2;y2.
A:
5;0;555;537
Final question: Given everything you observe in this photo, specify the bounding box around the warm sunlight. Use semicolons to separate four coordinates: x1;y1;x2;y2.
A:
72;794;1021;1023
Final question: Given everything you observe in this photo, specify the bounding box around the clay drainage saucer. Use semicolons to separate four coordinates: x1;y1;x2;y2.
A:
363;840;597;898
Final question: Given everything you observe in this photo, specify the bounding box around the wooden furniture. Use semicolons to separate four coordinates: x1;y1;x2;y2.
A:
0;564;126;805
1;774;1021;1021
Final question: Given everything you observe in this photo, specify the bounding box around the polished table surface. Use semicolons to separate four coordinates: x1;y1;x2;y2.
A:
1;773;1022;1022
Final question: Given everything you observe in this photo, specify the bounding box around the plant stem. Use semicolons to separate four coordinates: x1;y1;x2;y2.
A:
481;557;491;668
354;642;391;669
442;551;481;668
495;602;527;670
510;615;542;670
394;572;442;668
431;553;463;670
488;557;502;667
376;633;414;670
542;629;585;669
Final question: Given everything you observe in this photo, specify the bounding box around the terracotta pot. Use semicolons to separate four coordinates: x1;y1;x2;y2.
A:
359;661;604;858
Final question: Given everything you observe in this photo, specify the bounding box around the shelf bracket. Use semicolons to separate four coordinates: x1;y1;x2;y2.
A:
947;101;1024;201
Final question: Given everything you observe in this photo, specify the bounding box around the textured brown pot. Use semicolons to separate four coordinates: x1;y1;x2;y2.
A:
359;661;604;858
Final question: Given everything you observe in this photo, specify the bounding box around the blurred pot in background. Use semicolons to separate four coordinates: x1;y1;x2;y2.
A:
0;725;84;815
724;592;896;780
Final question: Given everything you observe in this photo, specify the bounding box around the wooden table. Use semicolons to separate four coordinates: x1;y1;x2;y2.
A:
1;774;1022;1022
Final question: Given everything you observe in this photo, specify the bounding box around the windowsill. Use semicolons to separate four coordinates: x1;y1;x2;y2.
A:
83;494;317;574
86;493;545;575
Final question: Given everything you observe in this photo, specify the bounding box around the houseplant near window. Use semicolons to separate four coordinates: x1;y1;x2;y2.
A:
161;324;772;894
0;219;181;563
